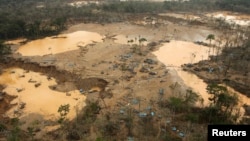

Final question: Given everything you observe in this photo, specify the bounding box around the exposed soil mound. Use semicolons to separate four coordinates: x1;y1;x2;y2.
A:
1;57;108;91
0;86;17;122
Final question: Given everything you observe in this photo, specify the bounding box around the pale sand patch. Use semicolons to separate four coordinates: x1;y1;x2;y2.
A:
16;31;104;56
206;11;250;26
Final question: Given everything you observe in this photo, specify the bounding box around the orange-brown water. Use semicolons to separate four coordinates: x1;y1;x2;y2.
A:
16;31;103;56
0;68;86;120
153;40;250;121
153;40;250;109
153;40;211;105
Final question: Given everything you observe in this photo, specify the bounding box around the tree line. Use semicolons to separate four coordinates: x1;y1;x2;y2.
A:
102;0;250;14
0;0;250;41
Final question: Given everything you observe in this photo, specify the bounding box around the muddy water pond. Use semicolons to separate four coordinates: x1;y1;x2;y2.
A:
0;68;86;120
1;29;110;123
17;31;104;56
153;40;250;108
153;40;211;105
4;28;249;124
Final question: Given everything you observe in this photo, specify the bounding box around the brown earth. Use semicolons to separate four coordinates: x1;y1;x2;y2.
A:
1;12;249;140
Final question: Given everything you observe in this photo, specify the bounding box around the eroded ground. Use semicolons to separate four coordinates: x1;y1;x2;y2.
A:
1;11;250;140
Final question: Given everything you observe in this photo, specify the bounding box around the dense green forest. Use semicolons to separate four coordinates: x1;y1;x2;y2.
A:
216;0;250;13
0;0;250;40
0;0;68;39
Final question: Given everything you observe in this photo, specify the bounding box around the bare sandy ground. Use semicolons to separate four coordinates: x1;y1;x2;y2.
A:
206;11;250;26
7;21;246;120
64;22;217;42
1;19;249;140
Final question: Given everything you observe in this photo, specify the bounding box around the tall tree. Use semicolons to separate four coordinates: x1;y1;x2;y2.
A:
206;83;238;113
206;34;215;56
0;40;11;56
